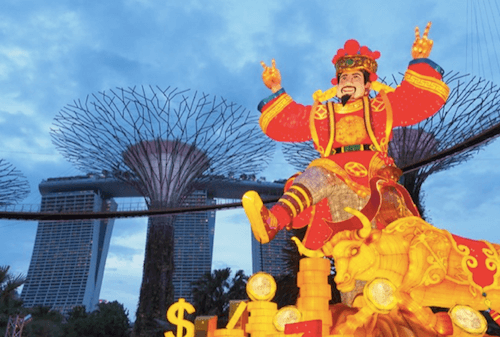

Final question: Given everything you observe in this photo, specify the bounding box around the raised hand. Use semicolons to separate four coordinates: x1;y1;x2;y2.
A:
261;59;282;93
412;22;433;59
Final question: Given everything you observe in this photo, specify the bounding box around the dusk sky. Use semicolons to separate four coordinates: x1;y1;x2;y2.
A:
1;0;499;321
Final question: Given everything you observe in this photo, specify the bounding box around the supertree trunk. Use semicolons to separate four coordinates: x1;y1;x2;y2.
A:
50;86;275;336
135;215;175;337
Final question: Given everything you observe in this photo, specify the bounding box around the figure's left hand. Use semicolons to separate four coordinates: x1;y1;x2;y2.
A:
412;22;433;59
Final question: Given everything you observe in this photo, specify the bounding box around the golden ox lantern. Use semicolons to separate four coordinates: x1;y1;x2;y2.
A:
322;211;500;336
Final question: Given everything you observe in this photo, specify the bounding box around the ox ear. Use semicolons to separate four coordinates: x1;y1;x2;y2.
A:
344;207;372;239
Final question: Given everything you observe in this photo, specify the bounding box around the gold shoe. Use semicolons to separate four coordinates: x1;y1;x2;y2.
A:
242;190;278;244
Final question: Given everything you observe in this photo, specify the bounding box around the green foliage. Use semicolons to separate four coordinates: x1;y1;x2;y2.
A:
24;306;65;337
63;301;131;337
0;265;25;337
191;268;248;328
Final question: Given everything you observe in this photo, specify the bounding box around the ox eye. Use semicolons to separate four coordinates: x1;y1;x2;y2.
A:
350;247;359;256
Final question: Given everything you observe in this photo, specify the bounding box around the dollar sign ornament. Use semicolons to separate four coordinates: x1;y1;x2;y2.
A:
165;298;196;337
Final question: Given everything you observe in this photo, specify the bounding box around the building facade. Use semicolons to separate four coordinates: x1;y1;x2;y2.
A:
251;228;294;277
172;189;216;302
21;174;283;314
21;188;116;315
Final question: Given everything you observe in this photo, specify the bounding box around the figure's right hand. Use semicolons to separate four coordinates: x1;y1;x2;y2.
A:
261;59;282;93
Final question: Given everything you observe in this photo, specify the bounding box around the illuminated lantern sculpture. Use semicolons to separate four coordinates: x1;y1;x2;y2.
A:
319;200;500;336
242;22;450;253
240;21;500;337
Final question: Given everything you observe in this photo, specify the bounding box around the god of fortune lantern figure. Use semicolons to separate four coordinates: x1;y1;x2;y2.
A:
243;22;450;251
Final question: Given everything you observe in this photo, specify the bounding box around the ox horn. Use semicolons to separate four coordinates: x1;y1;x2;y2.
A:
344;206;372;239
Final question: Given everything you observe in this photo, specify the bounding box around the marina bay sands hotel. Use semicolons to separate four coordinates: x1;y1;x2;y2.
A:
20;174;287;314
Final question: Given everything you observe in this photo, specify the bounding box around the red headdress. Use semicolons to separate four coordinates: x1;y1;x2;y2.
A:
331;39;380;85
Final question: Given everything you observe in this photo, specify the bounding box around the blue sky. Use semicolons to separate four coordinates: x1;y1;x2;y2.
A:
1;0;499;321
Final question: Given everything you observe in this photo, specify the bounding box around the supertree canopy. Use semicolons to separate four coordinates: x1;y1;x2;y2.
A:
50;86;275;337
282;73;500;219
0;159;30;206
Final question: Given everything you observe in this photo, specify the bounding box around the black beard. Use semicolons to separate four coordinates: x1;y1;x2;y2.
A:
341;94;351;106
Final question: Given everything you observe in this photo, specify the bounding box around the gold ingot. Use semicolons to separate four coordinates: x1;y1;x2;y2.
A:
248;316;274;324
273;306;301;332
296;297;330;311
213;329;245;337
299;257;330;271
246;272;277;301
247;301;277;311
195;316;218;337
299;284;332;299
449;305;487;335
226;301;247;330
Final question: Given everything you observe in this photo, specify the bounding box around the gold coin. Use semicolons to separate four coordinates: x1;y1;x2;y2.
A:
246;272;277;301
273;306;301;332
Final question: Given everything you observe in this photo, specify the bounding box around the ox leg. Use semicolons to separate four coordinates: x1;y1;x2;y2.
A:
333;305;375;335
399;293;453;335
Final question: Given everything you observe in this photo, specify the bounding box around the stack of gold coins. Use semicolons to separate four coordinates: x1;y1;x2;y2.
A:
245;301;278;337
296;257;332;335
214;328;245;337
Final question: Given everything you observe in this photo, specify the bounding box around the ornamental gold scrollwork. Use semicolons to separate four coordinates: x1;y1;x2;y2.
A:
483;242;500;273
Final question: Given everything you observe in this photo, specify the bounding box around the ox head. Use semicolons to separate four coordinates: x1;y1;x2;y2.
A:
331;207;380;293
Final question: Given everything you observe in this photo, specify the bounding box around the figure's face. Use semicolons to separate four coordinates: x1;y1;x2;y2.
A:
336;70;371;101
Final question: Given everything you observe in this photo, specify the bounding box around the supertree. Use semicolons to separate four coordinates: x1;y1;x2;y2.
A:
0;159;30;206
50;86;275;337
282;72;500;219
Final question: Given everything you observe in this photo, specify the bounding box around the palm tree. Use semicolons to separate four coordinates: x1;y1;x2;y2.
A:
191;268;248;327
0;266;25;336
0;266;24;308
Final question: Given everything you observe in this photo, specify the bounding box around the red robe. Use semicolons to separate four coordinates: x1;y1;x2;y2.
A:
258;59;450;249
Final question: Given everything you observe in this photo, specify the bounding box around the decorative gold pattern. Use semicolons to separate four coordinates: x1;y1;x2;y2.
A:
309;101;322;154
409;228;448;286
370;96;386;112
284;190;304;212
313;104;327;120
363;96;383;152
334;99;363;114
292;185;312;208
336;115;367;145
379;90;393;151
344;162;368;178
335;54;378;76
259;94;293;133
368;154;386;180
404;69;450;101
308;158;370;197
280;197;297;217
324;101;336;157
